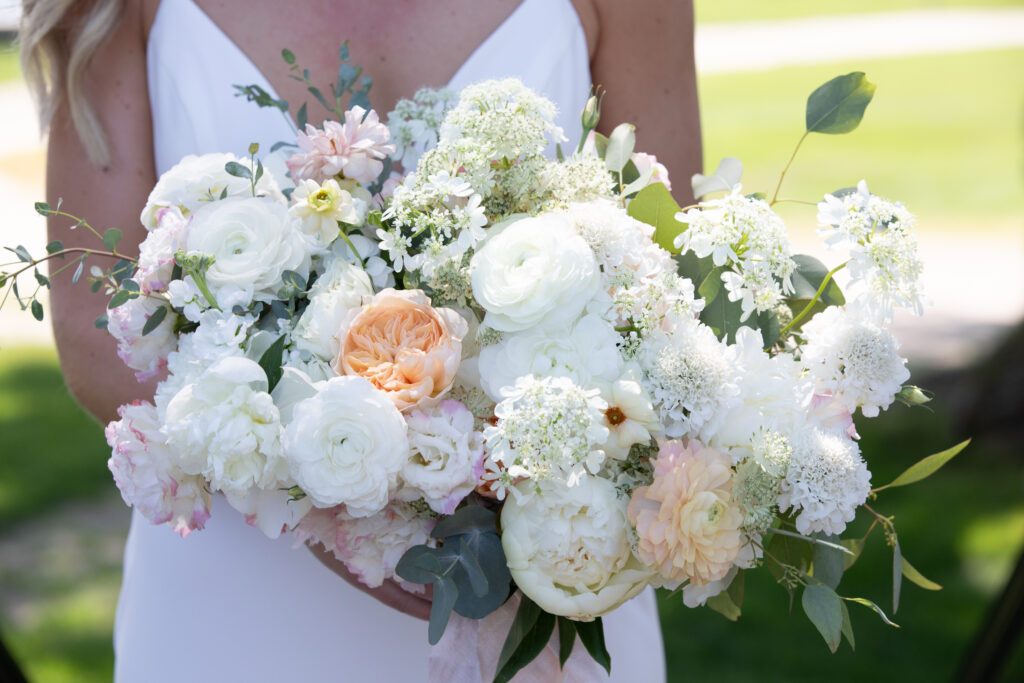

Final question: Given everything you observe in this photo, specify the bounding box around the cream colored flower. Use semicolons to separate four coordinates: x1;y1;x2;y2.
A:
289;178;359;244
627;439;743;587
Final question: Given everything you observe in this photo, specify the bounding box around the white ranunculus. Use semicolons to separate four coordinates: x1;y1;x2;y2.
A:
470;214;600;332
141;153;283;229
477;313;623;402
186;196;311;306
501;476;653;620
162;356;286;495
282;376;408;514
291;256;374;361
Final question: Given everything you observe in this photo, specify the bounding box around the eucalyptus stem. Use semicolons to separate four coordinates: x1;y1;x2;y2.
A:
3;247;125;282
778;261;847;336
770;132;808;206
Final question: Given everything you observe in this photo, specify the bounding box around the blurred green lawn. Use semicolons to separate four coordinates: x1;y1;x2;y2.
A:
696;0;1019;23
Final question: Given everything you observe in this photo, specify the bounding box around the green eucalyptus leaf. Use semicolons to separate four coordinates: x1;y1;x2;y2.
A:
224;161;252;180
432;504;496;539
296;102;308;131
843;596;899;628
902;556;942;591
691;156;743;197
112;259;134;284
697;265;726;302
604;123;636;174
34;201;51;215
281;49;296;65
8;245;32;262
45;240;64;254
789;254;846;304
812;533;845;590
842;538;865;571
806;72;876;135
34;269;49;288
94;314;108;329
107;289;134;310
141;305;169;336
706;587;742;621
628;182;685;253
802;583;843;653
428;577;459;645
121;279;140;293
30;299;43;321
574;618;611;675
457;536;488;598
875;440;970;491
699;286;745;343
892;537;903;613
557;617;576;669
337;63;359;93
840;600;856;651
258;335;287;392
102;228;123;251
395;545;442;585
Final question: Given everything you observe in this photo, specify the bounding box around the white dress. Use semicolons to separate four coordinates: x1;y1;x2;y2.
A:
115;1;667;680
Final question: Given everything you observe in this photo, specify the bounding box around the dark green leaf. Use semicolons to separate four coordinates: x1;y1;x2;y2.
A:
494;597;542;683
308;85;332;112
94;314;108;329
839;600;856;651
34;201;51;215
432;504;496;539
699;286;745;343
337;63;359;93
296;102;308;131
842;538;865;571
706;587;742;621
697;265;726;302
806;72;876;135
457;535;488;597
121;279;140;293
428;577;459;645
8;245;31;263
258;334;287;392
875;439;970;491
802;583;842;653
350;88;372;113
627;182;684;253
574;617;611;675
112;259;134;284
255;160;265;184
757;309;780;349
30;299;43;321
395;545;442;585
281;269;308;292
102;228;123;251
224;161;252;180
141;305;169;336
789;254;845;304
892;537;902;613
557;617;576;669
902;556;942;591
812;533;845;590
107;289;134;309
45;240;64;254
281;49;296;65
34;269;49;288
338;42;350;62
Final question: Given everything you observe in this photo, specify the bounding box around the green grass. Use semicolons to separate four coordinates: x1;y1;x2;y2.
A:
0;346;113;531
0;39;20;84
698;49;1024;226
695;0;1021;23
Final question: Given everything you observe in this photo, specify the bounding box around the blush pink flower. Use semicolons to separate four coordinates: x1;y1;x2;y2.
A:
630;152;672;191
286;107;396;185
627;439;743;587
334;289;468;411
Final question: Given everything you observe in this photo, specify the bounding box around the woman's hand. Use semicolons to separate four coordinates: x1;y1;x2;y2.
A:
307;544;432;621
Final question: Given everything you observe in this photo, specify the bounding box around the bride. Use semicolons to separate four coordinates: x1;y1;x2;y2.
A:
21;0;701;679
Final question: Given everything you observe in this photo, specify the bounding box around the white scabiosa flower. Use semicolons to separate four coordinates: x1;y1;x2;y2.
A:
801;306;910;417
501;475;652;620
282;376;408;515
777;427;871;536
162;356;286;496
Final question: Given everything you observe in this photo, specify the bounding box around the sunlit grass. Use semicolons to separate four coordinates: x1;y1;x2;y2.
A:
695;0;1020;23
0;39;19;84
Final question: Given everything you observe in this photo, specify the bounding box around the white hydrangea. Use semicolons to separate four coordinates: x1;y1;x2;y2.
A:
675;188;796;320
397;399;485;515
483;376;609;498
162;356;286;496
778;427;871;536
477;313;623;402
801;306;910;417
637;324;741;440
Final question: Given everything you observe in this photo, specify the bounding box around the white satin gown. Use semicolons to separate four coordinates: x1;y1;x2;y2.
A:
115;1;667;680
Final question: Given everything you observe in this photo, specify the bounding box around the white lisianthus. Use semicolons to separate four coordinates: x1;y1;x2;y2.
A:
289;178;359;244
291;256;374;361
470;214;600;332
397;399;485;515
282;376;408;514
107;295;177;383
223;485;313;540
140;153;283;229
162;356;286;496
477;313;623;402
185;196;312;306
501;476;652;620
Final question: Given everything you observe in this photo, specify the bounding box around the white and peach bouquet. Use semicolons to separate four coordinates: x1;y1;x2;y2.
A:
4;56;967;680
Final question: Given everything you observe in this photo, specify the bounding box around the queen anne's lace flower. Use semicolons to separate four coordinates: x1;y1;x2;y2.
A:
801;306;910;417
627;439;744;587
778;427;871;536
387;86;458;170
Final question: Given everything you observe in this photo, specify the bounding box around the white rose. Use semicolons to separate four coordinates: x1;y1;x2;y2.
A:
186;196;312;306
470;214;600;332
141;153;283;229
282;376;408;514
292;256;374;361
162;356;286;495
501;475;653;620
477;313;623;402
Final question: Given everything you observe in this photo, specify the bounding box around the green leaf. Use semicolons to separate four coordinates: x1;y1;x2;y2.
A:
94;314;108;329
697;265;726;302
255;160;265;184
789;254;845;304
557;617;576;669
706;587;742;621
258;335;287;392
902;556;942;591
8;245;31;263
395;545;441;584
34;201;51;215
698;285;745;343
805;72;876;135
71;257;85;284
842;538;865;571
45;240;64;254
691;156;743;197
111;259;134;284
802;583;843;653
141;305;169;336
281;269;308;292
892;537;902;613
432;504;496;539
33;269;49;288
812;533;845;590
628;182;685;253
224;161;252;180
839;600;856;651
843;596;899;628
896;385;934;410
757;309;780;349
574;617;611;675
296;102;308;131
121;279;140;293
728;569;745;608
874;439;970;491
457;536;488;597
604;123;636;173
337;63;359;94
102;228;123;251
30;299;43;321
428;577;459;645
107;289;134;310
494;597;543;683
281;48;296;65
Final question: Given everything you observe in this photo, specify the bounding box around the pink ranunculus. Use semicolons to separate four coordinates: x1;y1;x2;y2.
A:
286;107;396;185
334;289;468;411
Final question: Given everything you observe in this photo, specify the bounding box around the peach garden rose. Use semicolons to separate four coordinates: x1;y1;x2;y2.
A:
334;288;469;411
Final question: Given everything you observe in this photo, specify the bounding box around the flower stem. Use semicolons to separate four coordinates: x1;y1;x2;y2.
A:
771;132;808;206
778;261;847;336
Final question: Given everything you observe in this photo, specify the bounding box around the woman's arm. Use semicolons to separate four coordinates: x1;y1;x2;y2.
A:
45;0;157;425
589;0;702;205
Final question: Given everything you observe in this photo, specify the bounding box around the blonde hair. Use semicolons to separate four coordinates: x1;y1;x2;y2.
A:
19;0;126;167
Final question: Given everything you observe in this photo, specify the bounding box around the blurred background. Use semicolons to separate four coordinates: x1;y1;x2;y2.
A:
0;0;1021;681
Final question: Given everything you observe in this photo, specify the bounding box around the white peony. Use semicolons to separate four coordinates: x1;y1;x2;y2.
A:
470;214;601;332
135;206;189;293
501;475;652;620
162;356;286;495
185;196;312;306
477;313;623;402
140;153;283;229
291;256;374;361
282;376;408;515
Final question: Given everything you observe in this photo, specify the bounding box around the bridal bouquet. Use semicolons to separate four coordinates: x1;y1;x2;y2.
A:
4;60;967;679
